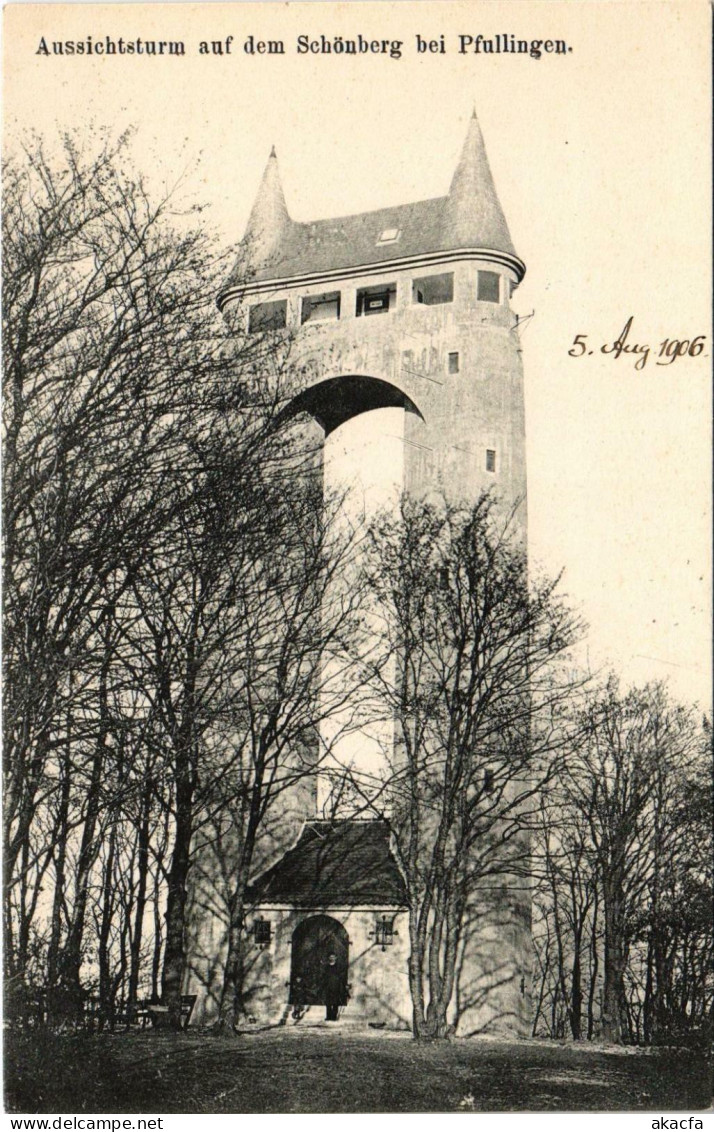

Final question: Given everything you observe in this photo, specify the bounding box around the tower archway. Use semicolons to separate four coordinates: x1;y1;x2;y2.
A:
277;373;423;437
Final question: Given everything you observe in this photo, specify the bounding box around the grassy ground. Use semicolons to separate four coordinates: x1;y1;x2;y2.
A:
5;1026;712;1114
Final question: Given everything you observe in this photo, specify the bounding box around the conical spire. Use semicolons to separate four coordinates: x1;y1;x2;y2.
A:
442;110;517;257
241;147;291;270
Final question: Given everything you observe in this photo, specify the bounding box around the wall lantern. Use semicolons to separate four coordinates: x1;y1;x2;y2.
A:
252;918;272;949
370;915;397;952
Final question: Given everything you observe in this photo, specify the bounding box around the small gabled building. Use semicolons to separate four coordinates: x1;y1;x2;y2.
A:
244;820;409;1026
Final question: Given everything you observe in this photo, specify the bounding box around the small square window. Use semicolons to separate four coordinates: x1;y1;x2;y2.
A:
477;271;500;303
412;272;453;306
448;352;460;374
252;919;272;946
356;283;396;317
249;299;287;333
486;449;496;473
301;291;340;324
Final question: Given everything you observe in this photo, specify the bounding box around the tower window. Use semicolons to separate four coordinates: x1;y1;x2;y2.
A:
477;271;500;303
249;299;287;332
484;769;495;793
486;449;497;473
448;352;460;374
301;291;341;324
412;272;454;306
356;283;396;317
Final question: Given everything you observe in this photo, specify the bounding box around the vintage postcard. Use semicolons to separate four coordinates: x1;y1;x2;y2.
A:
2;0;712;1119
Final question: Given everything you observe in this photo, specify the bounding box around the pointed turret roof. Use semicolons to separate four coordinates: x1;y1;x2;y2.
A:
220;116;523;302
442;109;517;258
241;147;291;271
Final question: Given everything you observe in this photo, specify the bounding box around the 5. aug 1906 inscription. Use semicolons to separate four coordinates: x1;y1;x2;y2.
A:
568;317;707;371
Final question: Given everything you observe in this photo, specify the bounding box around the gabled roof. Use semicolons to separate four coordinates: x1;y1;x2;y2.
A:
245;195;448;282
247;819;407;907
222;111;523;295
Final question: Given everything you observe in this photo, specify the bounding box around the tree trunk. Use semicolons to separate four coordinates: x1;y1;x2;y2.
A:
643;928;655;1044
56;645;113;1019
3;735;49;980
161;771;193;1028
407;906;429;1039
587;888;599;1040
127;774;152;1020
424;888;448;1038
570;923;583;1040
217;900;247;1029
16;832;32;978
151;863;163;1002
56;736;106;1018
601;877;625;1043
98;825;117;1028
47;745;72;992
216;763;269;1030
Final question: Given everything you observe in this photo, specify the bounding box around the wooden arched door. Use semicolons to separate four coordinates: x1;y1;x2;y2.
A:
289;915;349;1006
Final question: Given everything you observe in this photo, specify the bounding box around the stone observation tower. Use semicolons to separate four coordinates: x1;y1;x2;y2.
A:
191;112;530;1033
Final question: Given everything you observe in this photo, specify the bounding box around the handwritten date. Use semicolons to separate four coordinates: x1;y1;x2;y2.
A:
568;317;707;371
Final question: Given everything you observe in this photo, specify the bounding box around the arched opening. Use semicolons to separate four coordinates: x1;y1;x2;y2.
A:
289;914;349;1007
277;374;424;815
278;373;423;437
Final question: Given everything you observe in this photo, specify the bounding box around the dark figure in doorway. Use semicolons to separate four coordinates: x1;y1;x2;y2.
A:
291;975;306;1021
324;953;341;1021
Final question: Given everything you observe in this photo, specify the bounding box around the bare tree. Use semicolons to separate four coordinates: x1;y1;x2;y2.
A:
1;129;329;1024
533;775;601;1040
119;423;366;1025
181;480;372;1029
533;680;710;1046
2;128;238;988
362;494;583;1039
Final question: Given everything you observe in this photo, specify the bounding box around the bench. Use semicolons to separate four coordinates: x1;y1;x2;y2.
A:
142;994;197;1030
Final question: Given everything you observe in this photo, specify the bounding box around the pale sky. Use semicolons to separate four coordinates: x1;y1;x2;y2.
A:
4;0;712;709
